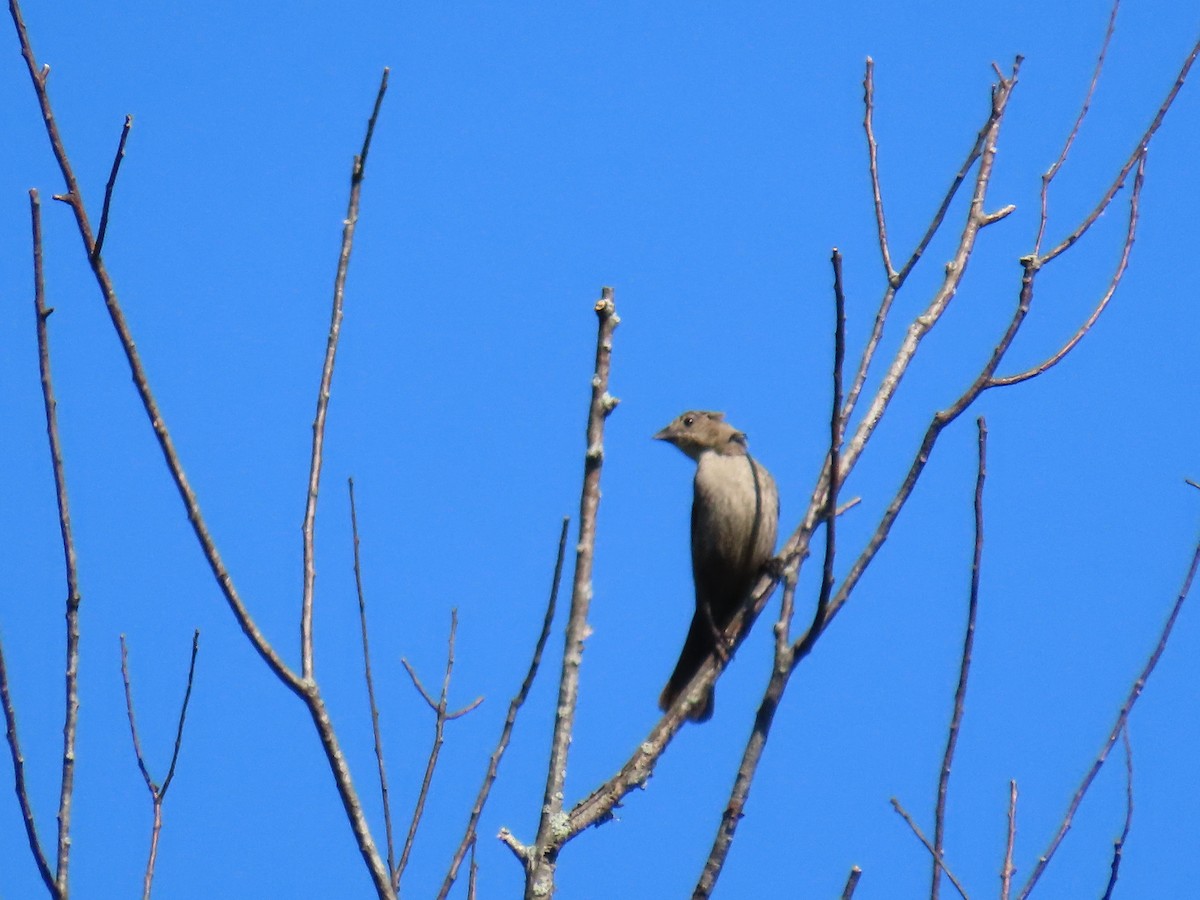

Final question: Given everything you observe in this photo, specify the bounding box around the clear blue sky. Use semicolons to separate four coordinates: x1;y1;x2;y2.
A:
3;1;1198;897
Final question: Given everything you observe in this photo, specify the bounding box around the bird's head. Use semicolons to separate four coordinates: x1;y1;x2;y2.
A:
653;410;748;460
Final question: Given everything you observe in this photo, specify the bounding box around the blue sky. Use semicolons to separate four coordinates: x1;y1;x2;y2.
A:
3;1;1199;897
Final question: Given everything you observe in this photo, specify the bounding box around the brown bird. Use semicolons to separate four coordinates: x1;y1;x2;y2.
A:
654;410;779;722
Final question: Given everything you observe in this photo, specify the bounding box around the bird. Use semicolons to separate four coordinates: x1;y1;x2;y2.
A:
654;410;779;722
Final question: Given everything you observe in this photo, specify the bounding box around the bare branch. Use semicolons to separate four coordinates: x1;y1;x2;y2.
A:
843;69;999;428
29;186;82;898
992;152;1145;388
302;68;391;679
0;641;55;896
1000;780;1017;900
120;633;201;900
9;17;398;890
1040;33;1199;266
693;641;790;899
93;114;133;259
1101;727;1134;900
396;611;482;888
467;839;479;900
694;251;847;896
1033;0;1119;255
1016;532;1200;899
890;798;970;900
839;61;1021;489
932;418;987;900
160;630;201;798
566;498;863;841
348;478;396;881
8;0;302;695
863;59;897;285
438;518;569;900
840;865;863;900
800;248;847;650
525;289;619;898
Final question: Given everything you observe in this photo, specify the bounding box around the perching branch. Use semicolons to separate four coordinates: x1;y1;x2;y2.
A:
693;247;849;898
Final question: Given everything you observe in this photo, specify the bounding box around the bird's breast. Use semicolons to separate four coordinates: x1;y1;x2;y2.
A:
692;452;779;566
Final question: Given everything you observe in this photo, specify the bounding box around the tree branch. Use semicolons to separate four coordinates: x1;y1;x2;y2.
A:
8;0;303;696
93;114;133;259
1000;780;1017;900
932;417;987;900
32;185;79;899
890;798;970;900
1016;532;1200;899
348;478;396;882
523;290;619;898
438;518;569;900
120;632;201;900
396;610;483;887
1100;727;1134;900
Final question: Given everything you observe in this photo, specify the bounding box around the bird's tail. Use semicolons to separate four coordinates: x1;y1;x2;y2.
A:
658;611;717;722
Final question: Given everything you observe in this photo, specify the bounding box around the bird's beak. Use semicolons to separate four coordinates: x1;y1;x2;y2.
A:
653;426;673;442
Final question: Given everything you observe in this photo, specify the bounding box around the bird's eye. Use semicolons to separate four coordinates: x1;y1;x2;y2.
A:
683;416;695;427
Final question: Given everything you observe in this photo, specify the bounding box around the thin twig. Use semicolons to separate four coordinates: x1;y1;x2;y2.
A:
160;630;200;797
525;289;619;898
9;0;303;696
348;478;396;882
839;61;1021;494
302;68;391;679
840;865;863;900
438;518;569;900
94;114;133;259
992;152;1145;387
842;67;999;428
1040;33;1199;266
804;249;846;645
1016;532;1200;899
1101;727;1134;900
396;611;483;887
1000;780;1017;900
0;641;55;895
890;798;970;900
30;185;85;898
863;60;897;285
694;248;846;897
1033;0;1119;255
467;838;479;900
120;632;201;900
807;91;1151;651
8;16;397;890
932;418;987;900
